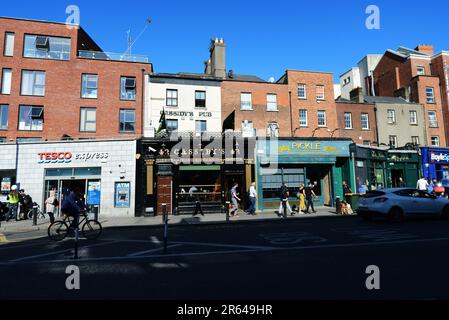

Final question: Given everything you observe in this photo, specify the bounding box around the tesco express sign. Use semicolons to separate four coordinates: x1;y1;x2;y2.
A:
431;152;449;163
38;152;109;164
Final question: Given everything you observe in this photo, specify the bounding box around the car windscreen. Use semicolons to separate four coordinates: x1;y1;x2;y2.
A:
363;191;386;198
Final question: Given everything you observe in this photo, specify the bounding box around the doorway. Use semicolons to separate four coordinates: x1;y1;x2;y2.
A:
391;169;405;188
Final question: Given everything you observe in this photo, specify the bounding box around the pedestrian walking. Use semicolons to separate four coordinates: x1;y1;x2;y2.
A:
229;183;241;217
298;183;306;213
398;177;406;188
45;190;58;224
417;176;429;191
278;183;293;216
304;183;317;214
247;182;257;215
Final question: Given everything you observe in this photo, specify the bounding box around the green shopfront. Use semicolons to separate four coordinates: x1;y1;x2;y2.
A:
256;139;353;211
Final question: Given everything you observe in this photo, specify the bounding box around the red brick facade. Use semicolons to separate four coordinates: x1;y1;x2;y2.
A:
0;17;152;141
335;101;377;144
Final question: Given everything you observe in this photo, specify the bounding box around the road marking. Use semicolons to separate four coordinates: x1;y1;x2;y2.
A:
172;241;278;250
128;244;183;257
0;233;7;243
0;240;53;251
260;232;328;245
9;240;120;263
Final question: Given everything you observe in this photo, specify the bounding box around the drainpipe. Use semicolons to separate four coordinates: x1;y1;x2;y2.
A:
289;91;293;137
374;105;380;144
141;68;146;137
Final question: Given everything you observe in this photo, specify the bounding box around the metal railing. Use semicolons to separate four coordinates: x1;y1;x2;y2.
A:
78;50;149;63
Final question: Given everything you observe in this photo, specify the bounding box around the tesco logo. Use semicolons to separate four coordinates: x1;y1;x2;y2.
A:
431;152;449;163
38;152;73;164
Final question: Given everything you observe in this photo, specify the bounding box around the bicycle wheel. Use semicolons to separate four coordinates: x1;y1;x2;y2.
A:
48;221;69;241
82;220;102;240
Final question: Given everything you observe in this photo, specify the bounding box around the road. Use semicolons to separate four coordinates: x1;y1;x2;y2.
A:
1;215;449;300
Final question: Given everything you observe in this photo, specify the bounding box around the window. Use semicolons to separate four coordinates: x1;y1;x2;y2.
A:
82;74;98;99
166;119;178;132
344;113;352;129
120;77;136;100
389;135;398;148
426;87;435;103
411;136;420;145
21;70;45;96
428;111;438;128
267;94;278;111
18;106;44;131
316;85;325;100
242;120;254;137
195;91;206;108
431;136;440;147
409;111;418;125
166;89;178;107
317;111;326;127
1;69;12;95
267;122;279;137
119;110;135;133
298;84;307;99
195;120;207;133
363;141;371;146
23;35;71;61
361;113;369;130
299;109;308;127
417;66;425;76
387;109;396;124
0;105;8;130
80;108;96;132
241;93;252;110
4;32;14;57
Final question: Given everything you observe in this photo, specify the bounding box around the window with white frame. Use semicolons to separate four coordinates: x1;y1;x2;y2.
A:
426;87;435;103
4;32;14;57
316;85;325;100
119;109;135;133
409;110;418;125
387;109;396;124
317;111;326;127
18;105;44;131
242;120;254;137
267;122;279;137
80;108;96;132
299;109;308;127
195;91;206;108
417;66;425;76
241;93;252;110
120;77;136;100
166;119;178;132
21;70;45;96
166;89;178;107
431;136;440;147
81;74;98;99
428;111;438;128
267;94;278;111
389;135;398;148
411;136;420;145
195;120;207;134
1;69;12;95
298;84;307;99
344;112;352;129
0;105;8;130
23;34;70;61
361;113;369;130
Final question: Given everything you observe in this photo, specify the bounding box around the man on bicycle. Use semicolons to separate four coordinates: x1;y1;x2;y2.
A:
61;188;82;232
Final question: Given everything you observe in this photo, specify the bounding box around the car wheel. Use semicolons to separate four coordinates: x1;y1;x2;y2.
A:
388;207;404;223
441;206;449;220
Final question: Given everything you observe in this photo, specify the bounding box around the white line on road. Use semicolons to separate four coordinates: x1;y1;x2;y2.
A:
9;240;120;263
127;244;183;257
172;241;279;250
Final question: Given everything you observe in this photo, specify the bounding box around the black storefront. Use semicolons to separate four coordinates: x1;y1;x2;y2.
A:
136;134;255;216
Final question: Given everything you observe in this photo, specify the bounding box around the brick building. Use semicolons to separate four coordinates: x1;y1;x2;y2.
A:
373;46;446;147
0;17;152;142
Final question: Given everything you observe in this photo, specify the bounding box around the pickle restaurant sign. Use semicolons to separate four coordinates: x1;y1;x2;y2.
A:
37;152;110;164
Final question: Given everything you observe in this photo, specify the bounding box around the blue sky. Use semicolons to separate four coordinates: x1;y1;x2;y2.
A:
2;0;449;82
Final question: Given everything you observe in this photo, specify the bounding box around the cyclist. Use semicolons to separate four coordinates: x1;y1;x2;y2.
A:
61;189;81;232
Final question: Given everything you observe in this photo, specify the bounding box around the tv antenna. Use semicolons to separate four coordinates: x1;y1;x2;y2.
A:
124;18;152;56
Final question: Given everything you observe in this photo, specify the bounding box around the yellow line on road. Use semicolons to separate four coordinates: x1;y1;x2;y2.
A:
0;233;7;243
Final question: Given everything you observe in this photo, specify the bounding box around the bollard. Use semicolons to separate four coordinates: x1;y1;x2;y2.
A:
283;200;287;219
32;206;38;226
225;201;230;222
162;204;168;254
73;227;79;260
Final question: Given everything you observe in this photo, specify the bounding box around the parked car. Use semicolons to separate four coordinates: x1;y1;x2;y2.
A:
357;188;449;222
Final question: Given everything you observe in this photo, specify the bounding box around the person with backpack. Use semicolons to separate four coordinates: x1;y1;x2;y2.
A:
278;183;293;216
61;189;82;231
45;190;58;224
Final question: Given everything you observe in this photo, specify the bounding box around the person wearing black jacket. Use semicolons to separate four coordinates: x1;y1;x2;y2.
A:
278;183;293;216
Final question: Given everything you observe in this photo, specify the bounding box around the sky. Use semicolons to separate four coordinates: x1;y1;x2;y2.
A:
2;0;449;82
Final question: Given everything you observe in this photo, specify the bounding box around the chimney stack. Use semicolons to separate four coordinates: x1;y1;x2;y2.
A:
205;38;226;79
350;87;364;103
415;44;434;56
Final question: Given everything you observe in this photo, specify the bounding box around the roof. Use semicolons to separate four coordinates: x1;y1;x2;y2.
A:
364;96;418;105
386;47;431;60
150;72;222;82
0;16;76;27
226;73;267;83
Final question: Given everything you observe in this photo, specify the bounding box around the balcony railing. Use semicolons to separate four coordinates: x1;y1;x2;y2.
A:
78;50;149;63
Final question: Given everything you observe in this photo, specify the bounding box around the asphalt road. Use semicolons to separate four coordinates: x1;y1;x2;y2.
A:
1;215;449;300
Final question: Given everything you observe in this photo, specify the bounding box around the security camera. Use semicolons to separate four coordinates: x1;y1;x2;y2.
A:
148;146;157;153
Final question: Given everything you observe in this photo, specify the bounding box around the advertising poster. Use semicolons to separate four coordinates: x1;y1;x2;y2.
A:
87;181;101;206
115;182;130;208
1;178;11;193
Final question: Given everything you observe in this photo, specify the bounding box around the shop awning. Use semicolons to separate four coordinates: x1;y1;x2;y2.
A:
179;165;221;171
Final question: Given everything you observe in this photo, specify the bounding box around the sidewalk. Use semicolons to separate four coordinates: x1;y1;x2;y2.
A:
0;207;342;234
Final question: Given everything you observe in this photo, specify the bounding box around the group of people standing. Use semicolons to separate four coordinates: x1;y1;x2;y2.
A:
1;186;36;223
279;182;317;216
417;176;447;197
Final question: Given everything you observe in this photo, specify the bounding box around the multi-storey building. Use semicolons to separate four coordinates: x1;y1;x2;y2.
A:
0;17;151;217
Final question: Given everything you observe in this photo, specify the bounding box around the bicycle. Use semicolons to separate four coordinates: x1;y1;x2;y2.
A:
27;203;46;220
48;210;102;241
